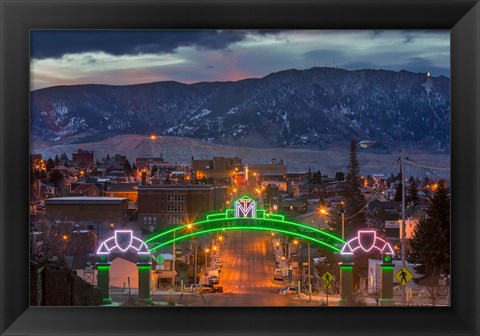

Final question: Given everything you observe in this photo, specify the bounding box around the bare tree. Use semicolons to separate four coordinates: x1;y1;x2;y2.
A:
367;272;382;306
423;274;442;306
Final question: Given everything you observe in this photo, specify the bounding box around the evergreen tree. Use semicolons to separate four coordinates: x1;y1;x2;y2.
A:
124;159;132;175
307;167;312;183
335;171;345;182
410;180;450;279
48;169;64;188
151;165;158;176
45;157;55;172
315;170;322;184
345;140;366;237
54;154;60;166
406;180;420;206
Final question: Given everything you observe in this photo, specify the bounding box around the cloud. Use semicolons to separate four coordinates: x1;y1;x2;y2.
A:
29;30;450;89
30;30;281;59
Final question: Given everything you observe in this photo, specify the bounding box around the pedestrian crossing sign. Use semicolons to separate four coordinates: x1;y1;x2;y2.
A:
394;267;413;286
321;271;333;284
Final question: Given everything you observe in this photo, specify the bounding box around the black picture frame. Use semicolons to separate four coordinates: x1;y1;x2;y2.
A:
1;0;479;335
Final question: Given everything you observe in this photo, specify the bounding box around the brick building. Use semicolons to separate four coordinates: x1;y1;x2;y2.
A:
191;156;241;183
72;149;94;167
45;197;128;224
137;184;213;229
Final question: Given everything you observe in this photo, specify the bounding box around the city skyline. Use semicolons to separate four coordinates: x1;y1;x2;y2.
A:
30;30;450;90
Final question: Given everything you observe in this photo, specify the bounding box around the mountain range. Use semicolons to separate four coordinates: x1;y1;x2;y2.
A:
30;67;450;152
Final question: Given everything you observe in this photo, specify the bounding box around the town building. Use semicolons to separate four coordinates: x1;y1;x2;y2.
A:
45;196;128;226
191;156;241;184
137;184;214;229
72;149;94;167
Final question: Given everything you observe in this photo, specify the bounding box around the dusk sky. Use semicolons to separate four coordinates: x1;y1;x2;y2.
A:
30;30;450;91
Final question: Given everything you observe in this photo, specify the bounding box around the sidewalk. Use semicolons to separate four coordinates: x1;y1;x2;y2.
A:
271;237;288;276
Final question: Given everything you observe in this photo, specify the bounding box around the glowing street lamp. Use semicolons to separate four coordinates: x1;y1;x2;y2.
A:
320;207;345;240
204;248;210;282
62;234;68;256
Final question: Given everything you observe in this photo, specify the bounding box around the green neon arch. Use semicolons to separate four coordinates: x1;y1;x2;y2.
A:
145;195;345;252
145;217;344;244
146;218;345;253
148;226;342;253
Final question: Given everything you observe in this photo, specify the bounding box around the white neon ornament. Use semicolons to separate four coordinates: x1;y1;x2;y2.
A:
235;197;256;218
341;230;394;255
97;230;150;255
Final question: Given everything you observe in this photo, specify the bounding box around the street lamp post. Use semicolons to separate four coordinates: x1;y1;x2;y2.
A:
361;141;408;306
401;149;406;306
204;248;210;283
193;239;197;285
307;243;312;301
172;229;176;288
320;207;345;240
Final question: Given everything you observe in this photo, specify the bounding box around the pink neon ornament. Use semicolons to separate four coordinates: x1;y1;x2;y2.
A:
341;230;394;255
97;230;150;255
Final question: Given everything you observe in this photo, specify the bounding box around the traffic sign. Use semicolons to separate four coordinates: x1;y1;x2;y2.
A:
322;272;333;288
394;267;413;286
321;271;333;284
291;281;295;286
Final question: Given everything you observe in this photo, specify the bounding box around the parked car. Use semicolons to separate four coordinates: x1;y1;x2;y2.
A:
215;260;223;267
200;284;214;293
184;283;202;292
202;284;223;293
274;274;284;281
208;275;220;284
279;287;297;295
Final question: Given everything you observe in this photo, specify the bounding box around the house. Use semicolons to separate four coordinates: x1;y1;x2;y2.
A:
280;197;307;214
105;183;138;203
71;183;103;197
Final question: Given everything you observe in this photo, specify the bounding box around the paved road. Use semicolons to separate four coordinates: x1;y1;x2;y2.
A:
174;231;320;306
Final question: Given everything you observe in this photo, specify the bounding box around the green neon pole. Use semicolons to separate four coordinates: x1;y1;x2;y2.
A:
148;226;342;253
340;266;353;271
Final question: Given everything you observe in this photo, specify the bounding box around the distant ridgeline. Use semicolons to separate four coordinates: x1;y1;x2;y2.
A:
30;67;450;151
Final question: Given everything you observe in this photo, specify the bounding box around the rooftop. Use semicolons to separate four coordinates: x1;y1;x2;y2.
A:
46;196;127;204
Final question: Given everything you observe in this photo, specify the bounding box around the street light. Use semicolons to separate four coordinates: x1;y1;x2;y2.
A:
360;140;407;305
320;207;345;241
62;234;68;257
204;248;210;283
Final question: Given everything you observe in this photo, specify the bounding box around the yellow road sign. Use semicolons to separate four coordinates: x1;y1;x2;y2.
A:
323;282;332;289
321;271;333;284
394;267;413;286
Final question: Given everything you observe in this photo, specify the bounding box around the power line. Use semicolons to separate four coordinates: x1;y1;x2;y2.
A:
402;159;450;171
345;160;398;220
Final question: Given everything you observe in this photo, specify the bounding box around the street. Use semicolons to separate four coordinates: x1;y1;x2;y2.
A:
151;231;326;306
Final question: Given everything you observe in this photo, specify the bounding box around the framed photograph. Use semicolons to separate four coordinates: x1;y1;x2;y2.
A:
1;1;479;335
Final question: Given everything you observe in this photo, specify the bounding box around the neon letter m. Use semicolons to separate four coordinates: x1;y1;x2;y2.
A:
236;199;256;218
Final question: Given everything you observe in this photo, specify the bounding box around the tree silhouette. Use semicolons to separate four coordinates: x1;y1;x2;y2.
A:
345;140;366;236
406;180;420;206
410;180;450;280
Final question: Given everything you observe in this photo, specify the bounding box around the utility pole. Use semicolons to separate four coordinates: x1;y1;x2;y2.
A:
172;229;176;288
300;243;304;288
401;149;406;306
193;239;197;284
308;243;311;301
